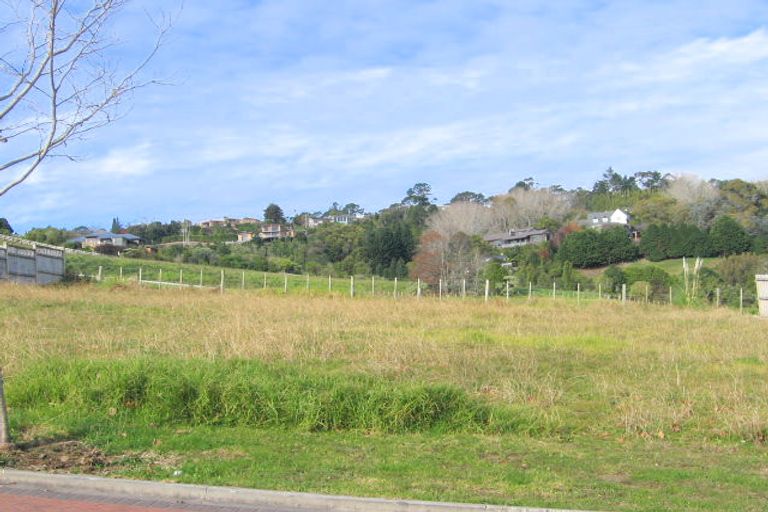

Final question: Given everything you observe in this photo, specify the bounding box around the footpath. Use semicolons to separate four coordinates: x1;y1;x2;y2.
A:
0;469;590;512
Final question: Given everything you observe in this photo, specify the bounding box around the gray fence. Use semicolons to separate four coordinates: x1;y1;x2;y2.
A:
757;275;768;318
0;242;65;285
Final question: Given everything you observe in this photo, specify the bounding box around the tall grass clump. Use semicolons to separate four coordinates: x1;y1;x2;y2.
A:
8;359;523;434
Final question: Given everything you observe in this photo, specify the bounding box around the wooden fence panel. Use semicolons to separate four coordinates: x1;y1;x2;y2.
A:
757;275;768;318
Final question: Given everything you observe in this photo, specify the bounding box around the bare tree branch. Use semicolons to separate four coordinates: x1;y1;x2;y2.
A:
0;0;174;196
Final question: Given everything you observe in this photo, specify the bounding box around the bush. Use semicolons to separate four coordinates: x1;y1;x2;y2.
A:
558;227;639;268
623;264;673;301
629;281;651;301
709;216;752;256
716;254;766;287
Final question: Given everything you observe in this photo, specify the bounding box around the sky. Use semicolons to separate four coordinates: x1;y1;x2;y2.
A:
2;0;768;232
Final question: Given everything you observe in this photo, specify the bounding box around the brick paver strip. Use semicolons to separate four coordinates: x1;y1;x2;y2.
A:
0;486;263;512
1;470;594;512
0;492;191;512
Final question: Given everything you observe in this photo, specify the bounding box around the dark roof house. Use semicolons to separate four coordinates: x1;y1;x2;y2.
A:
484;228;550;249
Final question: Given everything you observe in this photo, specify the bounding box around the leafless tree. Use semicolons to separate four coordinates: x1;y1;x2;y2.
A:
490;187;572;232
666;174;719;205
0;0;172;197
665;174;720;228
427;201;493;240
0;0;171;449
415;202;494;293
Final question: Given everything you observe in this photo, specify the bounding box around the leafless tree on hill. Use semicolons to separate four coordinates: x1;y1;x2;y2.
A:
665;174;720;228
490;187;572;232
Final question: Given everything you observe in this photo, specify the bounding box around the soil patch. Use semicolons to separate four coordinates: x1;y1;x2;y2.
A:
0;440;116;473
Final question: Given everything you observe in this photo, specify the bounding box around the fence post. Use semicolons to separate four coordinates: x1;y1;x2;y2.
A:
220;270;224;294
263;272;267;289
119;266;123;280
505;280;509;301
645;284;649;304
417;278;421;299
393;277;398;299
242;271;246;290
552;281;556;299
598;283;601;299
306;274;310;291
622;284;627;304
439;279;443;300
740;287;743;314
328;275;332;293
283;273;288;294
716;287;720;308
528;282;532;301
159;269;162;282
669;286;673;305
462;279;466;299
139;267;143;285
0;368;10;448
484;280;490;303
577;282;581;305
97;265;103;282
180;269;183;285
350;276;355;298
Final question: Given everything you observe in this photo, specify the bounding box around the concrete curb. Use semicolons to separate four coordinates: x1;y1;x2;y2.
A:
0;469;593;512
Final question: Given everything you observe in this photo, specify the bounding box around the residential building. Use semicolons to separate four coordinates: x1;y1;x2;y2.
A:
237;232;256;243
259;224;295;241
71;231;143;248
484;228;551;249
583;208;630;228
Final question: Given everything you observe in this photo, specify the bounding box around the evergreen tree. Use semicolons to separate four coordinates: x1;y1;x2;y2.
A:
709;216;751;256
0;218;12;235
263;203;286;224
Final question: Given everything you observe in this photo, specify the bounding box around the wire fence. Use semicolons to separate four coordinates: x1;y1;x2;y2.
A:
70;262;759;314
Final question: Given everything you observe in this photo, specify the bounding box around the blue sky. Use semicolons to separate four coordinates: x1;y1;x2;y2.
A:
2;0;768;231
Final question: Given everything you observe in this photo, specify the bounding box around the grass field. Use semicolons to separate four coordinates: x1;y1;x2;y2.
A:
1;282;767;511
65;253;419;296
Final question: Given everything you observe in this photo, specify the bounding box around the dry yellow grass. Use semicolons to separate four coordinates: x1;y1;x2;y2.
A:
1;281;767;441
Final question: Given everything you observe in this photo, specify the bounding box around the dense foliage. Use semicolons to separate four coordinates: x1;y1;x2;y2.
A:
557;227;640;268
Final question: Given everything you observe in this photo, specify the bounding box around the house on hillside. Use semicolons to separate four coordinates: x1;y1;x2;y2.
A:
197;219;226;229
583;208;630;228
259;224;295;241
70;231;143;248
484;228;551;249
581;208;640;240
237;232;256;243
304;216;327;229
330;213;366;225
198;217;260;229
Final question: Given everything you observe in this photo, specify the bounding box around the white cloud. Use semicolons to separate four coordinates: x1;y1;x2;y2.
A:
610;28;768;85
80;143;157;178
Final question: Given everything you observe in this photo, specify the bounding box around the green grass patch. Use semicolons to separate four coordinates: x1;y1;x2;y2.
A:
8;358;525;434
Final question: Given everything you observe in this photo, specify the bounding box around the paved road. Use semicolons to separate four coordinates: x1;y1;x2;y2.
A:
0;485;294;512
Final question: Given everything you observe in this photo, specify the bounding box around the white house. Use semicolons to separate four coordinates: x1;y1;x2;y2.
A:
585;208;630;227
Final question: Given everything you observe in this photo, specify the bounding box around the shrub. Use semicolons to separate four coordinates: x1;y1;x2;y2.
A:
709;216;752;256
623;264;673;301
558;227;639;268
